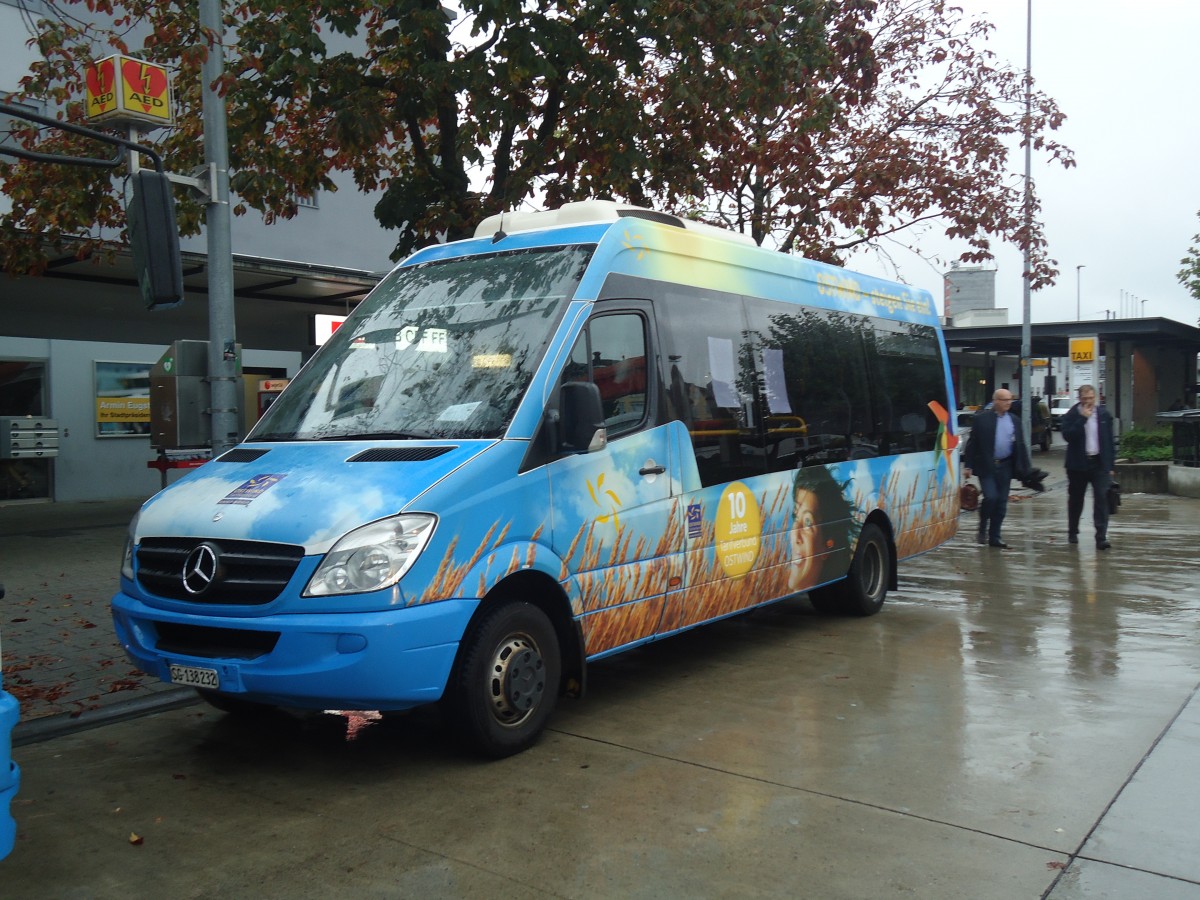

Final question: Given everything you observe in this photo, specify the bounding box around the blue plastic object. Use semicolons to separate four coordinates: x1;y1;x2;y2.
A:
0;675;18;860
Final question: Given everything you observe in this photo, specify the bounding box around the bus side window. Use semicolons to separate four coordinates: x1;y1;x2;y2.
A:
868;321;948;454
743;299;873;472
660;290;763;487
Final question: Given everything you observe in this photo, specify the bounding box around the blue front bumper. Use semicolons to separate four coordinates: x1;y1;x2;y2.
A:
111;592;479;710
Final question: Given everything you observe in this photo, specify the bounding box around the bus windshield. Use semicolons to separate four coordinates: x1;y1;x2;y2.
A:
250;246;593;442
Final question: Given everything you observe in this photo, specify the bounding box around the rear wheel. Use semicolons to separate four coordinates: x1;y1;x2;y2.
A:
808;523;890;617
450;602;560;758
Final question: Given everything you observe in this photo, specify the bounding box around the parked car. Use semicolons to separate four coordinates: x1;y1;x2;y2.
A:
1023;399;1052;452
967;400;1051;452
1050;396;1074;430
956;410;974;448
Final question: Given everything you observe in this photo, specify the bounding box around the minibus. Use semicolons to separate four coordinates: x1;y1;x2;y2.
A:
112;201;961;756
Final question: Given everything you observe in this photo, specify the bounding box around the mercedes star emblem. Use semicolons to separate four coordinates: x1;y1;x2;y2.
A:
182;543;220;595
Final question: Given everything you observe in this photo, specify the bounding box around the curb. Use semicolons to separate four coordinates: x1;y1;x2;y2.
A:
13;688;201;748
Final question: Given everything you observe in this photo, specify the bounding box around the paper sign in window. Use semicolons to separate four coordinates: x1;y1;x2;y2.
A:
396;326;448;352
438;401;482;422
707;337;740;409
762;348;791;414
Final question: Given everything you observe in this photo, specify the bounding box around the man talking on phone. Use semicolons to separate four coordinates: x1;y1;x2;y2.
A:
1061;384;1117;550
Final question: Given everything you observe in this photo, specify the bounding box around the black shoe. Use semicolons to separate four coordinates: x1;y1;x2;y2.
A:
975;532;986;545
1068;534;1078;544
1097;540;1111;550
989;540;1009;549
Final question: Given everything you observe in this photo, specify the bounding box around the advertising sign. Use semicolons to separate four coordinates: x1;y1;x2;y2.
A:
314;314;347;346
95;361;152;437
85;55;174;127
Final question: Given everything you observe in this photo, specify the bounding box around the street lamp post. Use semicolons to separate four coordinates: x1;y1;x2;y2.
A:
200;0;238;455
1076;264;1085;321
1019;0;1033;457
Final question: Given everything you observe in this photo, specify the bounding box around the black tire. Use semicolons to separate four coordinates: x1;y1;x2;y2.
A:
450;602;560;758
196;689;276;717
808;523;890;617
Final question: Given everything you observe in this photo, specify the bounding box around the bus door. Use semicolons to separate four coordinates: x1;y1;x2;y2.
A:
548;305;681;656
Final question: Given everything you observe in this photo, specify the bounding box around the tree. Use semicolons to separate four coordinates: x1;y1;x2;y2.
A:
1178;210;1200;305
639;0;1075;289
1;0;874;274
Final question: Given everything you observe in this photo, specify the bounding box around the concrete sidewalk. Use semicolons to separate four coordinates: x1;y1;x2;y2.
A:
0;496;198;743
0;463;1198;896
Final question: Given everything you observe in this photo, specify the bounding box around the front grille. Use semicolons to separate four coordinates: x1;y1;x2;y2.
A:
155;622;280;660
136;537;304;604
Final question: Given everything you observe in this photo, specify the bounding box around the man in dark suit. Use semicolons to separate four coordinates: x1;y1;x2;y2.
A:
962;389;1032;548
1061;384;1117;549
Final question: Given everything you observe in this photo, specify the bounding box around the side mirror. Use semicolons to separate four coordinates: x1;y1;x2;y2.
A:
559;382;607;453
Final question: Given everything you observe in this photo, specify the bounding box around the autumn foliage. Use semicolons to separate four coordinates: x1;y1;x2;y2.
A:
1;0;1071;286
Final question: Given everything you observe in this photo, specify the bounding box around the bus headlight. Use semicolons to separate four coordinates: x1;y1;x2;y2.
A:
304;514;436;597
121;511;140;580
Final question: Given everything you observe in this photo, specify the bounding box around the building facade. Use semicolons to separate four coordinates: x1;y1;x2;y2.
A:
1;0;394;502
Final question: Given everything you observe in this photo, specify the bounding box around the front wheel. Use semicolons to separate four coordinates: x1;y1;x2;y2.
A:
808;523;891;617
449;602;561;758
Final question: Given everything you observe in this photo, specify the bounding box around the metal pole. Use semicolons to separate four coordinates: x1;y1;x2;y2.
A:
200;0;239;455
1019;0;1033;455
1075;264;1084;321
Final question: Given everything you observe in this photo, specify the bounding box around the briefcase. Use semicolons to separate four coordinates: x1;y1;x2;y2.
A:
1106;482;1121;516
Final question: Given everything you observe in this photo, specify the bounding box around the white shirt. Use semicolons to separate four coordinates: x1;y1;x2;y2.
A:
1084;410;1100;455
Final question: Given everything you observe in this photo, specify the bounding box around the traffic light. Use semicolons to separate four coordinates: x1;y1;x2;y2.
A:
127;169;183;309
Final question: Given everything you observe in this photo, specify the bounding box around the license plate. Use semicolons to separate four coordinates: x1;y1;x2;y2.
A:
169;664;219;689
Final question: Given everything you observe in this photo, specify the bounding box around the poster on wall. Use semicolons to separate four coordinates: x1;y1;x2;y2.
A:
95;361;152;437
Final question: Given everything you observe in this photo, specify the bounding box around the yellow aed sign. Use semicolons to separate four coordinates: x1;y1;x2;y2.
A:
1069;338;1097;363
85;55;174;128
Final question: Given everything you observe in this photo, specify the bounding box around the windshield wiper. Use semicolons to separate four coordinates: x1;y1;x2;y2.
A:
315;431;436;441
245;433;302;442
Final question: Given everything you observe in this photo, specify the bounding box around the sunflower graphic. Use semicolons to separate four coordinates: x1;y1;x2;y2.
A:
587;472;623;530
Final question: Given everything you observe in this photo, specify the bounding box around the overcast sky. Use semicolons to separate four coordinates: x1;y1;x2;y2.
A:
848;0;1200;328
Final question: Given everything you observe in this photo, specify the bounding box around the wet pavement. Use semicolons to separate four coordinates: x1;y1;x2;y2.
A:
0;496;193;738
1;446;1199;897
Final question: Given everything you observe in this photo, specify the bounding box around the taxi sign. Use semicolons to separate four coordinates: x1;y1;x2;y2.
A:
1069;337;1097;364
85;55;174;128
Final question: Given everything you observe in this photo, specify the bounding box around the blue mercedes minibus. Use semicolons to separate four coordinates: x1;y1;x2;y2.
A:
112;202;961;756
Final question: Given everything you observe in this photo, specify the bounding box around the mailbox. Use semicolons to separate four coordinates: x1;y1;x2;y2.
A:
0;417;59;459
